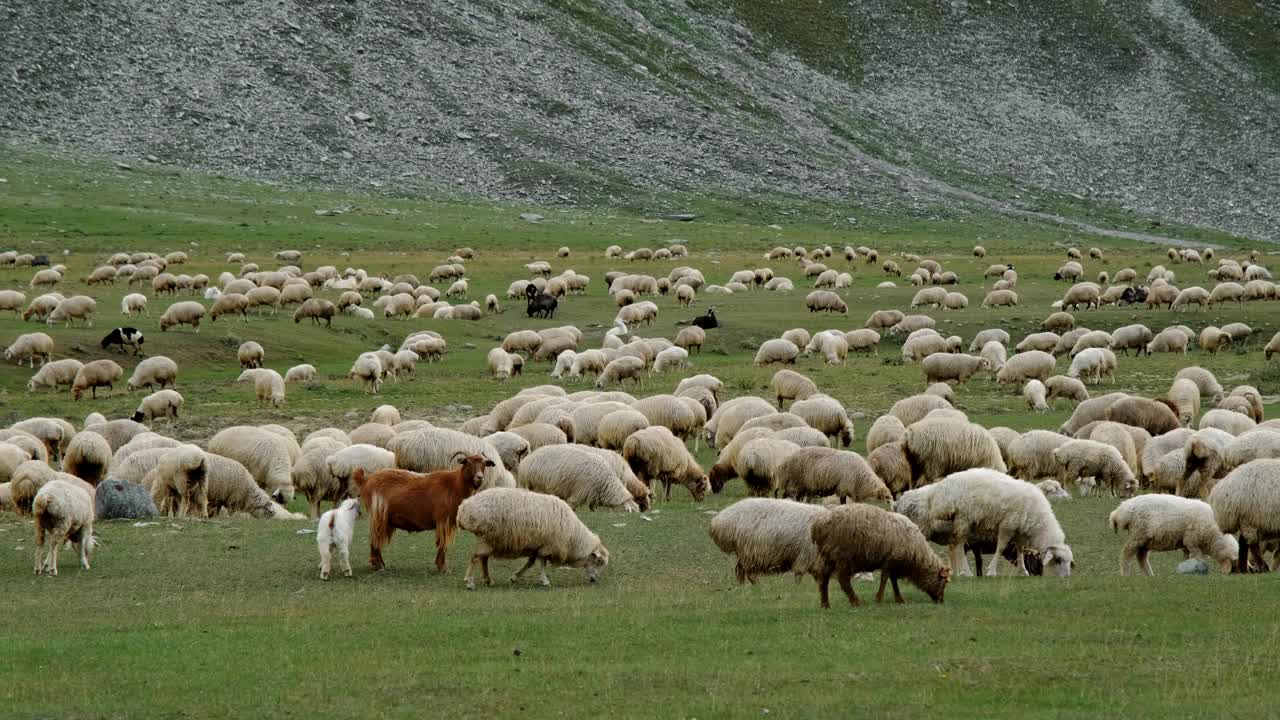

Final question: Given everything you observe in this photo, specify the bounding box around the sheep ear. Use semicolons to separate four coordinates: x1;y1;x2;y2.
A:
1042;548;1056;564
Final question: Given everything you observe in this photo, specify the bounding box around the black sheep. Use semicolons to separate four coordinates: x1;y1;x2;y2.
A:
525;284;557;319
101;327;145;355
691;307;718;330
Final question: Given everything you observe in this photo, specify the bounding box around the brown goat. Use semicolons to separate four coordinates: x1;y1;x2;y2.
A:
353;452;494;572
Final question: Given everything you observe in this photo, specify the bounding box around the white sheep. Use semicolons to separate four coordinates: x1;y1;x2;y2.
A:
518;445;638;512
121;293;148;317
143;444;209;517
158;300;206;332
901;417;1006;487
71;360;124;400
1110;494;1238;575
284;364;316;383
32;479;95;576
1051;439;1138;497
926;469;1074;577
389;428;513;489
237;368;286;407
132;389;183;424
349;353;383;393
458;488;609;589
622;425;709;501
708;498;829;584
753;338;800;366
207;426;295;504
317;498;361;580
5;332;54;368
27;358;83;392
61;431;112;486
1024;380;1049;413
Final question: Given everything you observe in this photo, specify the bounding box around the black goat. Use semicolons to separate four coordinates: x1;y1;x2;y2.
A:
31;254;50;267
101;327;145;355
691;307;718;330
525;284;557;319
1119;286;1148;306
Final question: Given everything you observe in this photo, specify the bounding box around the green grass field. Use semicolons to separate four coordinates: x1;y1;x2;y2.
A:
2;153;1279;719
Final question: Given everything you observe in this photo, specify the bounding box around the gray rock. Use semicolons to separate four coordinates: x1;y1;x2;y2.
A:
519;213;544;223
348;111;371;123
1176;558;1209;575
115;161;132;171
95;479;157;520
662;213;697;222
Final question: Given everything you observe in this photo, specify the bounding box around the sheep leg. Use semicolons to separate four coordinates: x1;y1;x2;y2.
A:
890;575;906;604
969;547;982;577
988;530;1014;577
1235;536;1249;574
1138;548;1154;577
537;558;551;587
307;496;320;520
320;542;332;580
948;544;972;577
875;572;889;603
464;552;479;590
817;569;833;609
512;554;537;582
1119;543;1138;576
836;568;860;607
1249;545;1270;573
33;522;45;576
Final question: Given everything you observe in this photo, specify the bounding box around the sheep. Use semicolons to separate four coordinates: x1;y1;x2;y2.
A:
622;425;709;501
866;415;907;455
32;479;95;576
1005;430;1074;481
1108;496;1236;576
236;368;285;407
995;350;1055;385
0;289;25;318
706;396;776;451
60;431;112;487
1067;347;1112;385
517;445;638;512
1199;326;1232;355
1208;459;1280;572
1172;286;1210;311
71;359;123;400
1110;324;1153;356
22;293;64;322
888;394;951;428
900;333;957;363
139;444;210;518
865;309;905;330
349;353;383;394
207;426;295;504
1164;378;1202;428
596;356;646;388
673;325;705;354
1200;409;1256;436
981;289;1018;307
768;369;817;409
323;444;396;512
1208;282;1246;306
209;292;250;323
5;332;53;367
159;300;206;332
1228;386;1264;423
283;364;316;384
791;395;855;447
1070;330;1114;358
1015;332;1060;354
901;417;1006;487
238;341;264;369
926;469;1074;577
805;290;847;314
967;329;1011;354
776;446;891;504
888;315;936;336
1061;283;1100;310
1042;312;1075;333
27;358;83;392
131;389;183;424
388;427;512;490
1104;396;1181;436
1146;328;1189;355
910;286;946;309
1054;261;1083;281
1051;439;1138;496
709;498;830;584
652;346;689;373
922;353;989;385
293;298;336;327
810;503;950;608
1024;379;1049;413
1145;283;1179;309
46;295;99;327
120;292;147;318
458;487;609;589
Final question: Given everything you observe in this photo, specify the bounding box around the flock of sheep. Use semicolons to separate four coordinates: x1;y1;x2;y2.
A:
2;239;1279;606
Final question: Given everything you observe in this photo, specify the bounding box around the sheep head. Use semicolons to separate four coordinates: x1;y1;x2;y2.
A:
1042;544;1075;577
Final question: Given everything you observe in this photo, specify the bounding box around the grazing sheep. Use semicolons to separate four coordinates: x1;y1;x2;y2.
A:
349;353;383;393
5;332;54;367
1209;459;1280;572
1199;326;1232;355
322;444;396;512
888;394;952;427
1061;283;1101;310
236;368;286;407
753;339;800;367
995;350;1055;385
142;444;209;518
131;389;183;424
121;293;148;317
158;300;206;332
709;498;829;584
1110;495;1236;575
518;445;639;512
27;358;83;392
61;431;112;486
207;426;295;504
1042;312;1075;333
596;356;646;388
769;369;818;409
922;353;989;385
865;309;905;330
901;417;1006;487
805;290;847;314
622;426;709;501
1067;347;1113;385
285;364;316;384
981;289;1018;308
1024;380;1049;413
1052;439;1137;497
1146;328;1189;355
926;469;1074;577
458;488;609;589
1015;332;1060;354
866;415;907;455
810;503;950;608
238;341;264;369
1200;409;1256;436
1006;430;1074;481
71;359;124;400
32;479;95;576
776;446;891;504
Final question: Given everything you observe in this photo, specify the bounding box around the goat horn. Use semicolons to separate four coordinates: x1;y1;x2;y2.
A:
450;451;467;463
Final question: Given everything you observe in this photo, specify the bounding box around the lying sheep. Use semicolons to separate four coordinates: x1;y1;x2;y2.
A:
458;488;609;589
810;503;950;607
709;498;829;584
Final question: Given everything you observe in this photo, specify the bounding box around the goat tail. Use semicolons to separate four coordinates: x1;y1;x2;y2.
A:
368;493;389;549
352;467;366;490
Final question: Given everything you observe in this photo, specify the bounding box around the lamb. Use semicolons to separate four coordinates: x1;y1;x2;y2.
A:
5;332;53;367
926;469;1074;577
27;359;83;392
776;446;891;503
71;359;124;400
810;503;950;608
901;417;1006;488
622;426;710;501
709;498;830;584
158;300;206;332
316;498;361;580
32;479;95;576
207;426;295;504
1051;439;1138;497
458;487;608;589
1067;347;1112;385
285;364;316;383
238;341;264;369
131;389;183;425
355;453;495;571
922;353;989;385
518;445;639;512
1109;495;1236;575
61;431;112;486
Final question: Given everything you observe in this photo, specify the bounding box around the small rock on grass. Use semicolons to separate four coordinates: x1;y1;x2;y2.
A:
1176;559;1209;575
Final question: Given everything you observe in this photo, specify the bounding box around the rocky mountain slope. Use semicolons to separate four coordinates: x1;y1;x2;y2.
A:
2;0;1277;240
